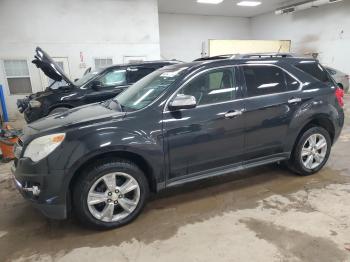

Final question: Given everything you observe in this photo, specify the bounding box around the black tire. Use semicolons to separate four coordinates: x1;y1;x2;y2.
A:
288;126;331;176
73;158;149;229
49;107;69;115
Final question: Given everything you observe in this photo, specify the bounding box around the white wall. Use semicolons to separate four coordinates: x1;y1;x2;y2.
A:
0;0;160;119
159;13;251;62
251;1;350;74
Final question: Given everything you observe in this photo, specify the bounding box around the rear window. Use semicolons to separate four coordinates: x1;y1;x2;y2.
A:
295;62;332;84
242;65;299;97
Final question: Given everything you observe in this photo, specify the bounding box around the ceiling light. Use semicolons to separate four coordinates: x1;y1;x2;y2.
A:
237;1;262;7
197;0;224;4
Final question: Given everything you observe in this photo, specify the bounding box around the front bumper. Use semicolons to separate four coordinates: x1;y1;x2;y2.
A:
11;159;68;220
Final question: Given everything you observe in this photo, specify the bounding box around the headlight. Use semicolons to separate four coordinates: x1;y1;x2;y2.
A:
24;133;65;162
29;100;41;108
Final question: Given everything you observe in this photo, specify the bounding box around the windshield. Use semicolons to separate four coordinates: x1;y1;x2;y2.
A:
115;67;188;111
74;68;103;86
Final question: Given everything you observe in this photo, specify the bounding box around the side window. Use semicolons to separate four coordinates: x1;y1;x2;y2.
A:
295;62;332;84
127;67;155;84
178;68;236;106
285;73;300;91
99;69;126;87
243;66;286;97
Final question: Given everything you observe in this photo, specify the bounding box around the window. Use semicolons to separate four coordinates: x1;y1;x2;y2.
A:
3;60;32;94
285;73;300;91
99;69;126;87
127;67;155;84
178;68;235;106
94;58;113;70
243;66;287;97
295;62;332;84
116;67;185;111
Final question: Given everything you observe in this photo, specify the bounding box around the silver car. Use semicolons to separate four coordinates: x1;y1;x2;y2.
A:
326;66;349;93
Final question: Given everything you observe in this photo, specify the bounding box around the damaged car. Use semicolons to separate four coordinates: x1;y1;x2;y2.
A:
17;47;180;123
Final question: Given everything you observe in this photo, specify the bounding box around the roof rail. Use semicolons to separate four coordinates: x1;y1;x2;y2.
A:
238;53;295;59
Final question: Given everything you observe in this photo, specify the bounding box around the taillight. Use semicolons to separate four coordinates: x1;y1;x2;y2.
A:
335;87;344;107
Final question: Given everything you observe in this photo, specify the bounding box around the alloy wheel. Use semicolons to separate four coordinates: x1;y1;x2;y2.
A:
87;172;140;222
300;133;328;170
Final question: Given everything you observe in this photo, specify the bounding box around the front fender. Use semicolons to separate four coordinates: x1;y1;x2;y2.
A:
54;126;164;197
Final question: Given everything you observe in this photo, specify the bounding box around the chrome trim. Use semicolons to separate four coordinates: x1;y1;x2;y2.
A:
163;63;303;114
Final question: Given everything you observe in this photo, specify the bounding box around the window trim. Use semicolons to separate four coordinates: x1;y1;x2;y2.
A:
163;65;240;113
2;59;33;95
240;64;303;99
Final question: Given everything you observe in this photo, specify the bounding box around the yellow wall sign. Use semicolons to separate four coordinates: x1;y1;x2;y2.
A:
209;40;291;56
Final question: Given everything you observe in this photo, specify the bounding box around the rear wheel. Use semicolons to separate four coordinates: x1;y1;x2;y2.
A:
288;126;331;176
73;158;149;229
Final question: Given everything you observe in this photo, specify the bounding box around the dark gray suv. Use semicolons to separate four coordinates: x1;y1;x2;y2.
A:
12;57;344;229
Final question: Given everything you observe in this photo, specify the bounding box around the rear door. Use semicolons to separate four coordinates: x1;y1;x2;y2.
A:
241;64;302;162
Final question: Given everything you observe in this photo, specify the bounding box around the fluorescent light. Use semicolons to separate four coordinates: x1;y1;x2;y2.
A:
197;0;223;4
237;1;261;7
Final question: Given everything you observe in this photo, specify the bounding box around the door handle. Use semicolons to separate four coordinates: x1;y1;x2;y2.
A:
288;97;302;104
224;109;244;118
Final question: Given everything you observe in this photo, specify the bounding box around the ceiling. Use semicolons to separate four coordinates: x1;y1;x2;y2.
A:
158;0;298;18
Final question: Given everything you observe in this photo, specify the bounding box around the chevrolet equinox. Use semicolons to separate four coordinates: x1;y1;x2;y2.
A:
12;57;345;229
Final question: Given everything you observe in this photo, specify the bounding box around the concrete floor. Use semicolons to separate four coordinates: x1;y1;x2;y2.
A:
1;96;350;262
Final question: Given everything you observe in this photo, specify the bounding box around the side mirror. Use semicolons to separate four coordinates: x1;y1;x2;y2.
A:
168;94;197;111
91;80;103;91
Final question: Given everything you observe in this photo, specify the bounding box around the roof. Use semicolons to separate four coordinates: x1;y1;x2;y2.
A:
166;56;318;74
103;60;182;70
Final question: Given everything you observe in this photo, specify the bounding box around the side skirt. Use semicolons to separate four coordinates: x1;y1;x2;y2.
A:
166;153;290;188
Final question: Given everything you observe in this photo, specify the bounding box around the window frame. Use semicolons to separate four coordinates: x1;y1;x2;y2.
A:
240;64;302;99
2;59;33;95
164;65;241;113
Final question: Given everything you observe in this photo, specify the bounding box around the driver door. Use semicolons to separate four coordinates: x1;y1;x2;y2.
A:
163;66;246;182
85;68;129;103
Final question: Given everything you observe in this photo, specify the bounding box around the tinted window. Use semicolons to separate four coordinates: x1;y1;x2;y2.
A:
127;67;156;84
99;69;126;87
295;62;332;83
178;68;236;106
243;66;286;96
285;73;300;91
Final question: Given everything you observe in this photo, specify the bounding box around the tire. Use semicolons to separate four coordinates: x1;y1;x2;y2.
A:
49;107;69;115
288;126;331;176
73;158;149;229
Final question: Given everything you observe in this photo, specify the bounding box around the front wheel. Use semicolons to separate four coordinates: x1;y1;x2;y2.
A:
288;126;331;176
73;158;149;229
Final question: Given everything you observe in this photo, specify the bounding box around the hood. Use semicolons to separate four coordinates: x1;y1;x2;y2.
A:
32;47;74;86
24;102;125;135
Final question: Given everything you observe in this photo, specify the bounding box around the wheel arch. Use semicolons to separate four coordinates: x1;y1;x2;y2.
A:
292;115;335;155
48;103;74;113
68;150;157;195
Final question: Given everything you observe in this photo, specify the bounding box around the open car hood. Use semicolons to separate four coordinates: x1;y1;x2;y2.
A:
32;47;74;86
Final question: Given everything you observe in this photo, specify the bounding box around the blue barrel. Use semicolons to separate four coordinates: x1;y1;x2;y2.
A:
0;85;9;122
